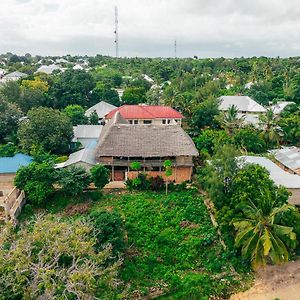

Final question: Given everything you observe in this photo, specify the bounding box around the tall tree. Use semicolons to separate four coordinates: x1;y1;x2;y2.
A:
50;69;96;108
219;104;244;135
64;104;88;125
18;107;73;154
0;99;22;142
259;109;283;146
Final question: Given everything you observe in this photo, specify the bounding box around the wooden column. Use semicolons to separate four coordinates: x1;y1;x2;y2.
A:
111;156;114;181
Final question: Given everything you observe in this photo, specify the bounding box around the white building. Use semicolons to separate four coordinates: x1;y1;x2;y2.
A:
270;101;296;115
142;74;154;83
85;101;117;123
35;64;62;75
241;156;300;205
73;64;84;70
2;71;27;82
219;95;266;126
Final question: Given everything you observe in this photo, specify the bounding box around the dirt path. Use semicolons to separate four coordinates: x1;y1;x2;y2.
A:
230;260;300;300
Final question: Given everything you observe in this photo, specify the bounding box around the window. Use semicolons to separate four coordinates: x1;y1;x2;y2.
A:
129;120;133;124
162;119;166;124
167;119;171;124
133;120;138;124
143;120;152;124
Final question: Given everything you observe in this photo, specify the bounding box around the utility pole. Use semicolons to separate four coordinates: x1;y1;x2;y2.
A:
114;6;119;58
174;40;177;58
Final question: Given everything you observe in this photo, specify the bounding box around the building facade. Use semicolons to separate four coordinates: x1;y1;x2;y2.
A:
96;112;198;183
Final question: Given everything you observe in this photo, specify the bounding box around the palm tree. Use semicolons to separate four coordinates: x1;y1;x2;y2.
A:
233;199;297;270
220;104;244;134
259;109;283;146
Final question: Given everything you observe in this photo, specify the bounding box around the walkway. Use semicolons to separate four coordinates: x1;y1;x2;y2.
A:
104;181;126;189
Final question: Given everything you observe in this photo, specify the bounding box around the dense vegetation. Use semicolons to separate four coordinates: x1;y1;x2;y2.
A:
1;52;300;298
2;190;252;299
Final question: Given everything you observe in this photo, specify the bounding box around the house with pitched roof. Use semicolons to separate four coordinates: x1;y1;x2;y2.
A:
270;101;296;115
0;154;33;184
105;104;183;126
218;95;266;125
2;71;27;82
96;112;198;182
241;156;300;205
85;101;117;124
35;64;63;75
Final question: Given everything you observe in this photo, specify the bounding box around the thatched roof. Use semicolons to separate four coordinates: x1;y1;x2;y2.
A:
96;112;198;158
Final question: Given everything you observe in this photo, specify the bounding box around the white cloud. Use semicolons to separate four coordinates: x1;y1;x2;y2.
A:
0;0;300;57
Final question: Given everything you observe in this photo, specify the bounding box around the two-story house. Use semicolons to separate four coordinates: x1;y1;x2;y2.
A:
96;112;198;182
105;104;183;126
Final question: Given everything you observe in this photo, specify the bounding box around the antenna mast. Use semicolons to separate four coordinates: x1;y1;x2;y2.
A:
174;40;177;58
114;6;119;58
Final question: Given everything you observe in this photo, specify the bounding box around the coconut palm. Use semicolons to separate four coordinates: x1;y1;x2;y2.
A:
233;198;297;270
259;109;283;146
220;104;244;134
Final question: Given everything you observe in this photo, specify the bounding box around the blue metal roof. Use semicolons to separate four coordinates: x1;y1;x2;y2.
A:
0;154;33;174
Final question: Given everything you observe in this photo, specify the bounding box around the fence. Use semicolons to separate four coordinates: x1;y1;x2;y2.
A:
0;187;26;223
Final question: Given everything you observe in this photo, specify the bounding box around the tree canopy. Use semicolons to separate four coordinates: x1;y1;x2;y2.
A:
0;217;120;299
17;107;73;154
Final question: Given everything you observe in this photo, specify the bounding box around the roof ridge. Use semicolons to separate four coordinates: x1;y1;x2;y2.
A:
140;105;156;118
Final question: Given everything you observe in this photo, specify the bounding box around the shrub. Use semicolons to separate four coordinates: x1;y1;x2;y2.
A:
57;165;92;196
126;173;150;191
15;161;56;205
130;161;141;171
90;164;110;190
90;210;125;256
233;128;266;153
0;143;17;157
149;176;164;191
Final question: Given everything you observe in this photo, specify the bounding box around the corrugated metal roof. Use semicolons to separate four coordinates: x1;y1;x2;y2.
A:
73;125;103;139
0;154;33;174
242;156;300;189
219;96;266;113
64;148;96;167
3;71;27;78
272;147;300;170
106;105;183;120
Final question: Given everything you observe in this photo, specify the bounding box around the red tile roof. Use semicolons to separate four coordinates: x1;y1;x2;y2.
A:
105;105;183;120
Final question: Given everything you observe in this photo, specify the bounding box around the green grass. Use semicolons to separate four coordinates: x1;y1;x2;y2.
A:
90;190;252;299
18;189;253;299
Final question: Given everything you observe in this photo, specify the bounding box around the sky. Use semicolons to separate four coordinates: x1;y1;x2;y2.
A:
1;0;300;58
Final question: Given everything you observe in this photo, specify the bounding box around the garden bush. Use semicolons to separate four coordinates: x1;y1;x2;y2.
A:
90;210;125;257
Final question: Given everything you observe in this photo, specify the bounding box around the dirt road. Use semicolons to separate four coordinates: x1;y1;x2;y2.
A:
230;260;300;300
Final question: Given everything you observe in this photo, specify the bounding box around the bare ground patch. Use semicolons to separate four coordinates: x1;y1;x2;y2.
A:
230;259;300;300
